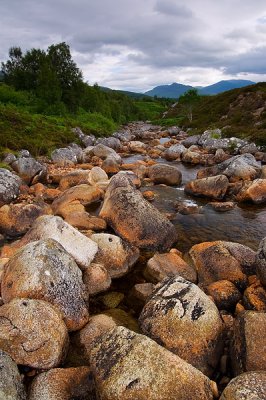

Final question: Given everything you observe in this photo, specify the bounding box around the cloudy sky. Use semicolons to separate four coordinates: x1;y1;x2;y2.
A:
1;0;266;92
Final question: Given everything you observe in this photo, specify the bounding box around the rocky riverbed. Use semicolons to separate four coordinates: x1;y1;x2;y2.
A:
0;122;266;399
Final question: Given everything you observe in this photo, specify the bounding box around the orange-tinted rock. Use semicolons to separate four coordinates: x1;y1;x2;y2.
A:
64;211;107;231
0;298;69;369
243;284;266;311
148;163;182;186
142;190;155;201
185;175;229;200
208;201;235;212
83;263;111;295
58;169;91;191
220;371;266;400
206;280;241;310
256;237;266;287
236;179;266;204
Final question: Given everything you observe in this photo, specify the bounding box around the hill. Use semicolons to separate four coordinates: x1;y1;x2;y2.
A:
162;82;266;146
100;86;149;99
144;80;255;99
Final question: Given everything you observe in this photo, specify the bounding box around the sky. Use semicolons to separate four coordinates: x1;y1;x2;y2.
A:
1;0;266;92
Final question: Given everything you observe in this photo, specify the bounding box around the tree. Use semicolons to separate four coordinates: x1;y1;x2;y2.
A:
178;89;200;122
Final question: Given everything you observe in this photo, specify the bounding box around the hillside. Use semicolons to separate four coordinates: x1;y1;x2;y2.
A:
144;80;255;99
163;82;266;145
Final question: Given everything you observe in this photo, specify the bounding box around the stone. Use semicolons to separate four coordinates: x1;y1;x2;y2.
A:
175;200;202;214
91;233;140;278
0;203;49;237
51;148;77;166
207;201;235;212
2;152;17;165
99;174;177;251
116;171;141;188
185;175;229;200
1;239;89;331
58;170;91;191
88;144;121;164
0;298;69;369
139;276;224;376
189;241;256;289
144;252;197;284
11;157;47;185
83;263;112;295
96;136;122;151
182;134;201;147
256;237;266;287
220;371;266;400
89;326;215;400
206;280;242;310
64;211;107;231
164;144;186;161
127;283;155;312
240;142;259;154
99;292;124;309
230;311;266;375
68;143;84;163
17;215;98;269
28;367;96;400
101;156;121;174
0;168;21;207
128;140;147;153
182;149;204;164
236;179;266;204
88;166;109;188
0;349;26;400
243;283;266;311
147;163;182;186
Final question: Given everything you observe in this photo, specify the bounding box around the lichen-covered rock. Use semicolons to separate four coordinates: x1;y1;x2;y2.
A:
256;237;266;287
88;166;109;188
28;367;96;400
147;163;182;186
144;251;197;283
89;326;215;400
236;179;266;204
99;174;177;251
206;280;242;310
230;311;266;376
185;175;229;200
0;298;69;369
139;276;224;376
189;241;256;289
243;283;266;311
96;136;122;151
51;148;77;166
164;144;186;161
220;371;266;400
1;239;89;331
86;144;122;164
128;140;147;153
90;233;140;278
83;263;112;295
11;157;47;184
59;170;91;191
101;156;121;174
17;215;98;269
0;349;26;400
0;203;49;237
0;168;21;207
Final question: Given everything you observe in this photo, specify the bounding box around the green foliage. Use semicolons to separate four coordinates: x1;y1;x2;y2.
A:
134;100;166;120
178;89;201;122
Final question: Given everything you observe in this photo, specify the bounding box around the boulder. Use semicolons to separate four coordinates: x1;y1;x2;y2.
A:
206;280;242;310
88;166;109;189
164;144;186;161
0;203;49;237
127;283;155;312
67;143;84;163
0;168;21;207
0;298;69;369
89;326;215;400
96;137;122;151
1;239;89;331
139;276;224;376
182;149;203;164
243;283;266;311
240;142;259;154
256;237;266;287
87;144;121;164
17;215;98;269
11;157;47;185
83;263;111;295
185;175;229;200
0;349;26;400
64;211;107;231
28;367;96;400
51;148;77;166
144;251;197;283
99;174;177;251
90;233;140;278
230;311;266;375
58;170;91;191
189;241;256;289
128;141;147;153
182;134;201;147
236;179;266;204
147;164;182;186
101;156;120;174
220;371;266;400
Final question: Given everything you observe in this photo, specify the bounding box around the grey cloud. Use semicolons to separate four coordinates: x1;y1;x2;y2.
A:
154;1;193;17
225;47;266;74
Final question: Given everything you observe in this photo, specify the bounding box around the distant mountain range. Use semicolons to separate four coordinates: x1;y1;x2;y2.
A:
144;80;256;98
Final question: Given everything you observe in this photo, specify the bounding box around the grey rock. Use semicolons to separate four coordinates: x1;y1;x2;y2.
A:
220;371;266;400
148;163;182;186
12;157;47;185
164;144;186;161
256;237;266;287
51;148;77;166
96;137;122;151
0;350;26;400
0;168;21;207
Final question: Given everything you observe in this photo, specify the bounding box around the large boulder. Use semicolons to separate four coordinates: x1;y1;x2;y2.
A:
0;349;26;400
236;179;266;204
89;326;215;400
0;168;21;207
17;215;98;269
90;233;139;278
147;163;182;186
58;170;91;191
182;134;201;147
256;237;266;287
0;298;69;369
1;239;89;331
164;144;186;161
139;276;224;376
220;371;266;400
230;311;266;376
51;148;77;166
189;241;256;290
85;144;121;164
28;367;96;400
12;157;47;184
96;137;122;151
99;174;177;251
185;175;229;200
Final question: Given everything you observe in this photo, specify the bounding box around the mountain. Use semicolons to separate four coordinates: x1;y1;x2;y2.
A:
145;82;194;98
144;80;256;99
198;80;256;95
100;86;148;99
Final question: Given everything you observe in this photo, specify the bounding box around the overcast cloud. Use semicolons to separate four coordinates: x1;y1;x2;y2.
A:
1;0;266;91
